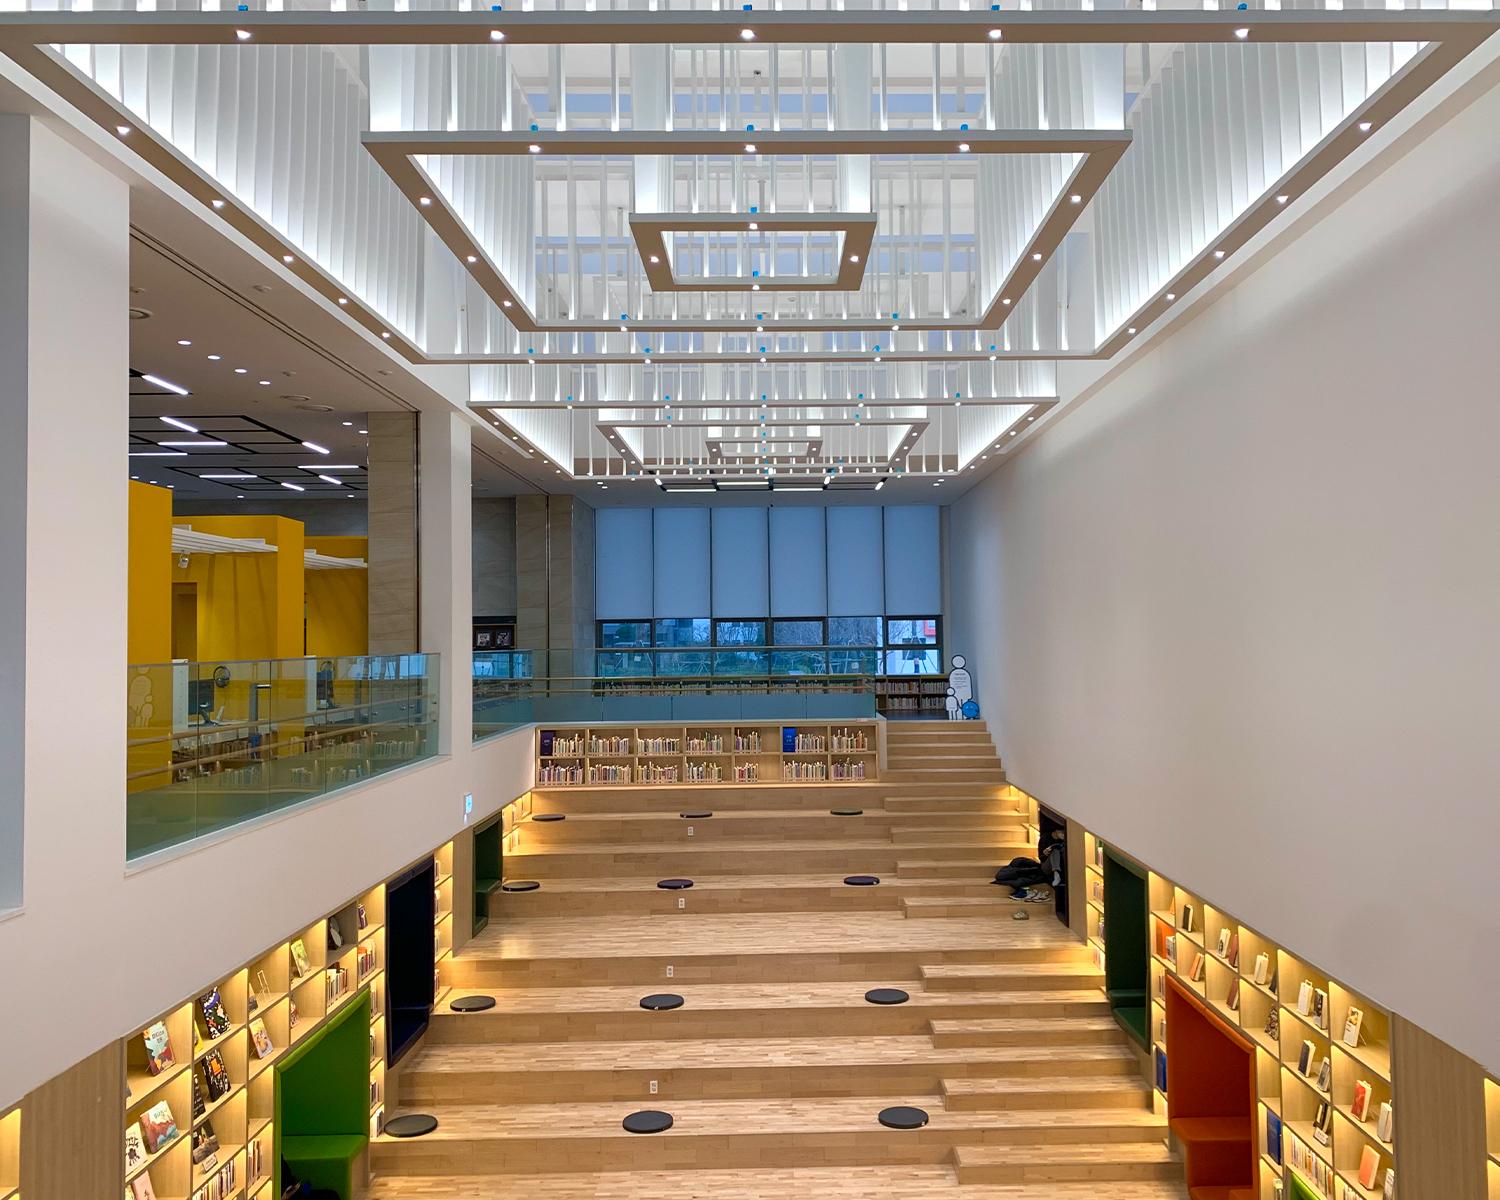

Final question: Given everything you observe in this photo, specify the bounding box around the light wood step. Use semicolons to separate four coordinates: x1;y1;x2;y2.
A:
928;1016;1122;1048
886;755;1003;769
884;769;1008;783
921;963;1102;992
941;1077;1152;1113
953;1142;1178;1184
371;1096;1165;1177
430;986;1118;1045
399;1037;1142;1104
902;895;1030;918
897;859;1012;881
532;784;885;814
507;839;1013;877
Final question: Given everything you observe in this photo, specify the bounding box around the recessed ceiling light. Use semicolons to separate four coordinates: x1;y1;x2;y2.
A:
141;373;190;396
502;299;512;307
744;143;757;154
740;27;756;39
958;143;971;153
848;254;860;264
176;338;192;346
1070;194;1082;204
235;28;251;40
748;221;758;230
419;196;432;206
1275;194;1289;204
1127;327;1136;334
1026;415;1035;421
116;125;131;136
282;254;294;263
129;450;188;458
280;481;305;492
200;473;257;480
1234;27;1249;39
649;255;660;264
381;331;391;339
752;283;761;291
1009;429;1018;436
302;441;331;455
342;420;354;427
234;367;247;374
211;199;226;209
528;143;541;154
1166;292;1176;300
161;439;228;448
317;474;344;486
1358;121;1373;133
207;354;221;361
988;28;1003;39
160;416;198;433
1214;249;1226;259
358;429;368;435
1031;252;1042;261
466;255;477;264
1002;298;1012;306
490;28;504;40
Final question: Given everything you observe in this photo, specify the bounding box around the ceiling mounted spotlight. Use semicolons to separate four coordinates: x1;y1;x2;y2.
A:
116;125;131;136
337;297;349;305
528;143;541;154
1214;249;1226;259
489;28;504;40
1275;194;1290;203
419;196;432;206
466;254;477;263
958;143;971;153
1358;121;1373;132
235;28;251;40
282;254;294;263
744;143;757;154
1002;298;1012;306
1166;292;1176;301
1070;194;1082;204
740;27;756;39
848;254;860;263
748;221;758;230
1127;327;1136;334
1031;252;1042;261
211;198;226;209
988;28;1003;39
1234;26;1250;38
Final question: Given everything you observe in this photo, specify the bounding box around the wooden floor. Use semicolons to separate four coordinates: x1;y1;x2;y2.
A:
370;722;1185;1198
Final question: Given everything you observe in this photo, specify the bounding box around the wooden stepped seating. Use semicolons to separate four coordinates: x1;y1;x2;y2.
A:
368;1166;1190;1200
370;1096;1168;1177
371;721;1181;1198
495;873;1008;917
953;1142;1179;1184
399;1036;1142;1105
425;985;1114;1044
941;1076;1154;1113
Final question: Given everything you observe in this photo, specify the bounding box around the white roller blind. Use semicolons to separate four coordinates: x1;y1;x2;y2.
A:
711;507;769;617
653;508;711;617
826;506;885;616
595;508;653;618
883;506;942;614
770;507;828;617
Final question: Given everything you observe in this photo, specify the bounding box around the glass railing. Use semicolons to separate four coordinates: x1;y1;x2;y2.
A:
127;654;440;860
472;647;880;741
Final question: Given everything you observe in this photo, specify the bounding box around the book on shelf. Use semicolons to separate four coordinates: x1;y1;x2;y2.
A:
190;1071;206;1120
1216;927;1232;958
1383;1167;1394;1199
1315;1055;1332;1093
190;1119;219;1164
1252;952;1271;986
1188;951;1205;982
200;1049;231;1101
1297;1039;1315;1076
130;1171;157;1200
1264;1108;1283;1164
141;1021;175;1076
328;916;344;950
289;998;300;1030
1358;1146;1381;1190
1153;1047;1167;1094
1297;980;1314;1016
1312;1100;1332;1145
290;939;312;979
1226;931;1240;968
249;1017;274;1058
125;1126;148;1174
1313;988;1329;1031
1351;1079;1373;1122
1343;1006;1364;1047
197;989;231;1041
1375;1100;1393;1143
1180;903;1195;933
1225;978;1240;1011
1165;934;1177;962
1264;1007;1279;1040
138;1099;179;1154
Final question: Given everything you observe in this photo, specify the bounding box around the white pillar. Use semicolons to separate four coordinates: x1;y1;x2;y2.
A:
419;408;473;753
0;115;130;1084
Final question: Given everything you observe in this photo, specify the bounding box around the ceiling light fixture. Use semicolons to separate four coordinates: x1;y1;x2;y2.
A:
141;373;190;396
649;255;660;264
207;355;221;361
1234;26;1250;38
337;297;349;305
129;450;188;458
1214;249;1226;259
161;439;228;447
1275;194;1289;204
176;339;192;346
849;254;860;263
1070;194;1082;204
160;416;199;433
748;221;758;230
1031;252;1042;261
1166;292;1176;300
200;473;257;480
234;367;247;374
1358;121;1373;133
988;27;1003;39
280;481;305;492
302;441;331;455
116;124;131;136
381;331;391;339
282;254;294;263
502;300;512;308
740;27;756;39
466;255;477;264
528;143;541;154
1002;298;1012;306
744;143;757;154
211;199;226;209
318;475;344;486
419;196;432;206
1127;327;1136;334
235;28;251;40
958;143;971;153
490;28;504;40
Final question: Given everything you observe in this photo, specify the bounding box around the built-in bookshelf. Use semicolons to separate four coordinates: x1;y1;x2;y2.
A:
434;840;455;1010
872;676;952;716
0;1101;19;1200
1083;829;1106;975
1485;1074;1499;1200
534;722;879;787
121;880;387;1200
1134;873;1395;1200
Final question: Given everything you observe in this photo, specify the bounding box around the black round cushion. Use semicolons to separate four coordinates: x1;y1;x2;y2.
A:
500;880;540;892
657;878;694;890
533;812;566;822
830;808;864;816
877;1106;929;1130
640;993;685;1011
622;1110;673;1134
680;811;713;819
384;1114;439;1138
450;995;497;1012
864;988;910;1005
844;875;880;886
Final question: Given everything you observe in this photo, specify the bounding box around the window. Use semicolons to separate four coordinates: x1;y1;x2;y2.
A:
654;618;711;676
599;621;651;647
713;619;766;647
771;619;827;675
884;616;942;675
828;617;882;674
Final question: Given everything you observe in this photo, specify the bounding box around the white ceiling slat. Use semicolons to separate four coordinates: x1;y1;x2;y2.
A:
171;526;277;555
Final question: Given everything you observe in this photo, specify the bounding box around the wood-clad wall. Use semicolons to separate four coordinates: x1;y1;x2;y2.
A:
21;1041;123;1199
1392;1014;1487;1200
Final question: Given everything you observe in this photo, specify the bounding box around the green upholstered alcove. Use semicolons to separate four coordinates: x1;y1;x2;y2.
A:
275;989;372;1198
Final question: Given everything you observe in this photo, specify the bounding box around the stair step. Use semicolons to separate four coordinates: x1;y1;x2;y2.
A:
954;1142;1177;1184
897;859;1011;881
903;896;1028;918
942;1076;1152;1113
929;1016;1122;1047
920;962;1102;991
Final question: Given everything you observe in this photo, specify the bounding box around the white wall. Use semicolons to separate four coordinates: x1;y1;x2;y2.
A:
948;60;1500;1073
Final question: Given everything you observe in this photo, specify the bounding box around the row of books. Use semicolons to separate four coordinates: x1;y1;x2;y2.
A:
192;1153;237;1200
829;729;871;751
830;760;868;780
733;764;760;782
537;764;585;784
638;764;680;783
782;761;830;781
789;733;827;752
638;737;682;755
685;761;722;782
685;735;725;753
589;736;631;756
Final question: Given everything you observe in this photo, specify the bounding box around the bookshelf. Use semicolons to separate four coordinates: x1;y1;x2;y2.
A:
0;1102;18;1200
1073;828;1398;1200
434;840;455;1009
1083;829;1106;974
534;721;879;787
1485;1074;1499;1200
872;676;950;716
120;880;387;1200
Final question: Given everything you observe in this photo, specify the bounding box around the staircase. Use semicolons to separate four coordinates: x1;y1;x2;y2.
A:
367;720;1183;1199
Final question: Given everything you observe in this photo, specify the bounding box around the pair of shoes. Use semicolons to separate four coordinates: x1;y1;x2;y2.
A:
1009;887;1029;900
1022;888;1052;903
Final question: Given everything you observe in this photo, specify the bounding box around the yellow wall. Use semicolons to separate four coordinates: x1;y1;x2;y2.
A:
127;482;173;666
171;515;305;663
304;536;369;659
